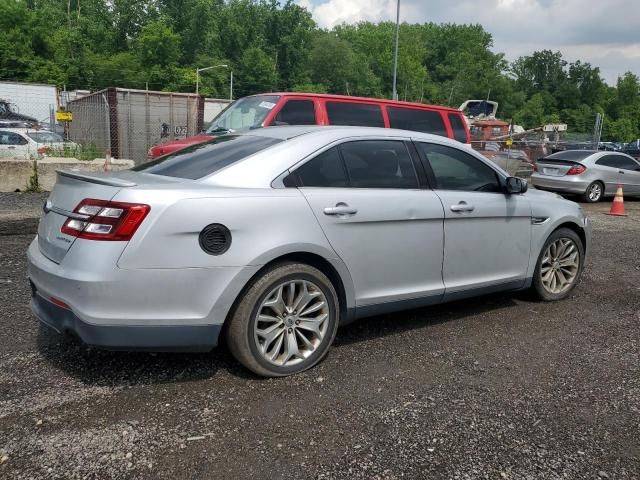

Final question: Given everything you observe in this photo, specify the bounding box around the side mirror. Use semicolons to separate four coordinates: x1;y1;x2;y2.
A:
506;176;528;194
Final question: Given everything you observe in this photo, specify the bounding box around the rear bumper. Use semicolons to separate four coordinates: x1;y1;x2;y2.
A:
27;237;260;352
531;174;589;195
31;285;221;352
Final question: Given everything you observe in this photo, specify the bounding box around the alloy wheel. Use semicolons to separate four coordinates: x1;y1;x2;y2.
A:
588;183;602;201
540;238;580;294
253;279;330;367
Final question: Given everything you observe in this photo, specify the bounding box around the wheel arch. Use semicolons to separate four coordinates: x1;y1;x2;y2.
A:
220;250;356;343
553;221;587;254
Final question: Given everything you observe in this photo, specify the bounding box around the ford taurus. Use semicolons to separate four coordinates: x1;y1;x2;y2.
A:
28;126;591;376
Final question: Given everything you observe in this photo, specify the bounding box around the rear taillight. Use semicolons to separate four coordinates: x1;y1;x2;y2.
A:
37;146;50;154
61;198;150;241
566;165;586;175
532;162;538;172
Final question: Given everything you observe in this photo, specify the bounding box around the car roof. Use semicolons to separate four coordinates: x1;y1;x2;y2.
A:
246;92;462;113
0;127;55;134
245;125;458;143
206;126;478;188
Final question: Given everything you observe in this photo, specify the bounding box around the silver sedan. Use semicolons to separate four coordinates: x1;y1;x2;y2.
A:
28;126;591;376
531;150;640;202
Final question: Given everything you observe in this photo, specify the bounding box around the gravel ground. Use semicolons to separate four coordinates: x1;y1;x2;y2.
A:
1;200;639;479
0;192;48;236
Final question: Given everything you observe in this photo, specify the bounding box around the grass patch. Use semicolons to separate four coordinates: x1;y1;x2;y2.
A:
47;143;104;161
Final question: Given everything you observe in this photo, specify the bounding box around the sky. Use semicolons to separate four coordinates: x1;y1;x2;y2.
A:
296;0;640;85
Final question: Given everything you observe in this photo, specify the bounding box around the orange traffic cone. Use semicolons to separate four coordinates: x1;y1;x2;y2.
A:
606;184;627;217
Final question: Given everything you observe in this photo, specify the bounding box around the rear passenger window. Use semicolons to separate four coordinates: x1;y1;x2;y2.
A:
326;102;385;127
387;107;447;137
273;100;316;126
296;147;348;187
597;155;639;170
596;156;620;168
448;113;469;143
340;140;419;189
418;142;501;193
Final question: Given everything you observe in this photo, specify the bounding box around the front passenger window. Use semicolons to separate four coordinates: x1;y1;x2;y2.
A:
418;142;501;193
273;100;316;126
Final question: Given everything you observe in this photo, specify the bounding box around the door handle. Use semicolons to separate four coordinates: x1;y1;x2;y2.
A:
450;201;475;213
8;146;15;150
619;170;625;174
323;203;358;216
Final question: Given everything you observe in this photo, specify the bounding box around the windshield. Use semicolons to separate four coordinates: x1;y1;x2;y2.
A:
206;95;280;134
27;131;64;143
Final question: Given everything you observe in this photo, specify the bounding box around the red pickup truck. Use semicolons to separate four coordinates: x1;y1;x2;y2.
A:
148;92;470;159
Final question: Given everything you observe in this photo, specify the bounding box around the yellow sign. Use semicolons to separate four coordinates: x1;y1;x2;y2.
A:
55;111;73;122
505;139;513;146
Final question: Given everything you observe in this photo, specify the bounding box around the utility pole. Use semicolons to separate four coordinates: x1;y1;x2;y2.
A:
392;0;400;101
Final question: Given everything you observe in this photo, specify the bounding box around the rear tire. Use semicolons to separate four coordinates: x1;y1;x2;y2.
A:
226;262;339;377
532;228;584;301
582;181;604;203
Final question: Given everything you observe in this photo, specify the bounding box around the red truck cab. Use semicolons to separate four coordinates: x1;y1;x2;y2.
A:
148;93;470;159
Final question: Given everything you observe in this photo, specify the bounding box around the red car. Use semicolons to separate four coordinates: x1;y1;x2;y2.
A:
148;92;470;159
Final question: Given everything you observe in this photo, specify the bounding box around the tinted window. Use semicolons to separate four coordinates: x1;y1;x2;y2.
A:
418;142;501;193
326;102;384;127
296;147;348;187
546;150;597;161
387;107;447;137
273;100;316;126
0;131;28;145
597;155;639;170
340;140;419;189
133;135;282;179
448;113;468;142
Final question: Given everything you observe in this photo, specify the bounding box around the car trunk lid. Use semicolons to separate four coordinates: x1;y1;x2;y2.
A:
536;159;581;177
37;171;137;264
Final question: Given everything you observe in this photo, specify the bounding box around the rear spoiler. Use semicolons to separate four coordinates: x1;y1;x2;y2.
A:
56;170;137;187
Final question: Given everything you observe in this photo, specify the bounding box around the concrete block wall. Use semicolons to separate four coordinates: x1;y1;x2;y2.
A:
0;158;134;192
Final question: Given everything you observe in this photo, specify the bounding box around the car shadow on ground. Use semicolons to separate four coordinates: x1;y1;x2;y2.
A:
334;292;523;348
35;292;525;385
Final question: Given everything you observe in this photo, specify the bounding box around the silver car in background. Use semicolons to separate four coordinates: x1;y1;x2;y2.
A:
28;126;591;376
531;150;640;202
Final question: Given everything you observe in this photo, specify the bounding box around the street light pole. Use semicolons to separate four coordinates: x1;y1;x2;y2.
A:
392;0;401;101
195;64;229;96
229;70;233;102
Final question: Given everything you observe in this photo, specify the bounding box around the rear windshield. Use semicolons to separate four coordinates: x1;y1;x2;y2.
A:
133;135;282;179
448;113;469;142
543;150;596;162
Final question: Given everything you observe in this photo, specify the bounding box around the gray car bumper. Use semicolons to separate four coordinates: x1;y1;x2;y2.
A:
30;283;221;352
531;174;589;194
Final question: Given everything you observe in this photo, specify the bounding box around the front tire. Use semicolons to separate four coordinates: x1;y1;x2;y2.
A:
226;262;340;377
532;228;584;301
582;181;604;203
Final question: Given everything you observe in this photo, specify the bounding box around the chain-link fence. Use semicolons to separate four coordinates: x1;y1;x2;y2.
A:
67;88;206;164
0;83;234;165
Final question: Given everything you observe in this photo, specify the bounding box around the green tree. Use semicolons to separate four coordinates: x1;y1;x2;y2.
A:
136;18;182;68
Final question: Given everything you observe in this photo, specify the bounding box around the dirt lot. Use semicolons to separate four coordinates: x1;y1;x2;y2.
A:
1;199;639;480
